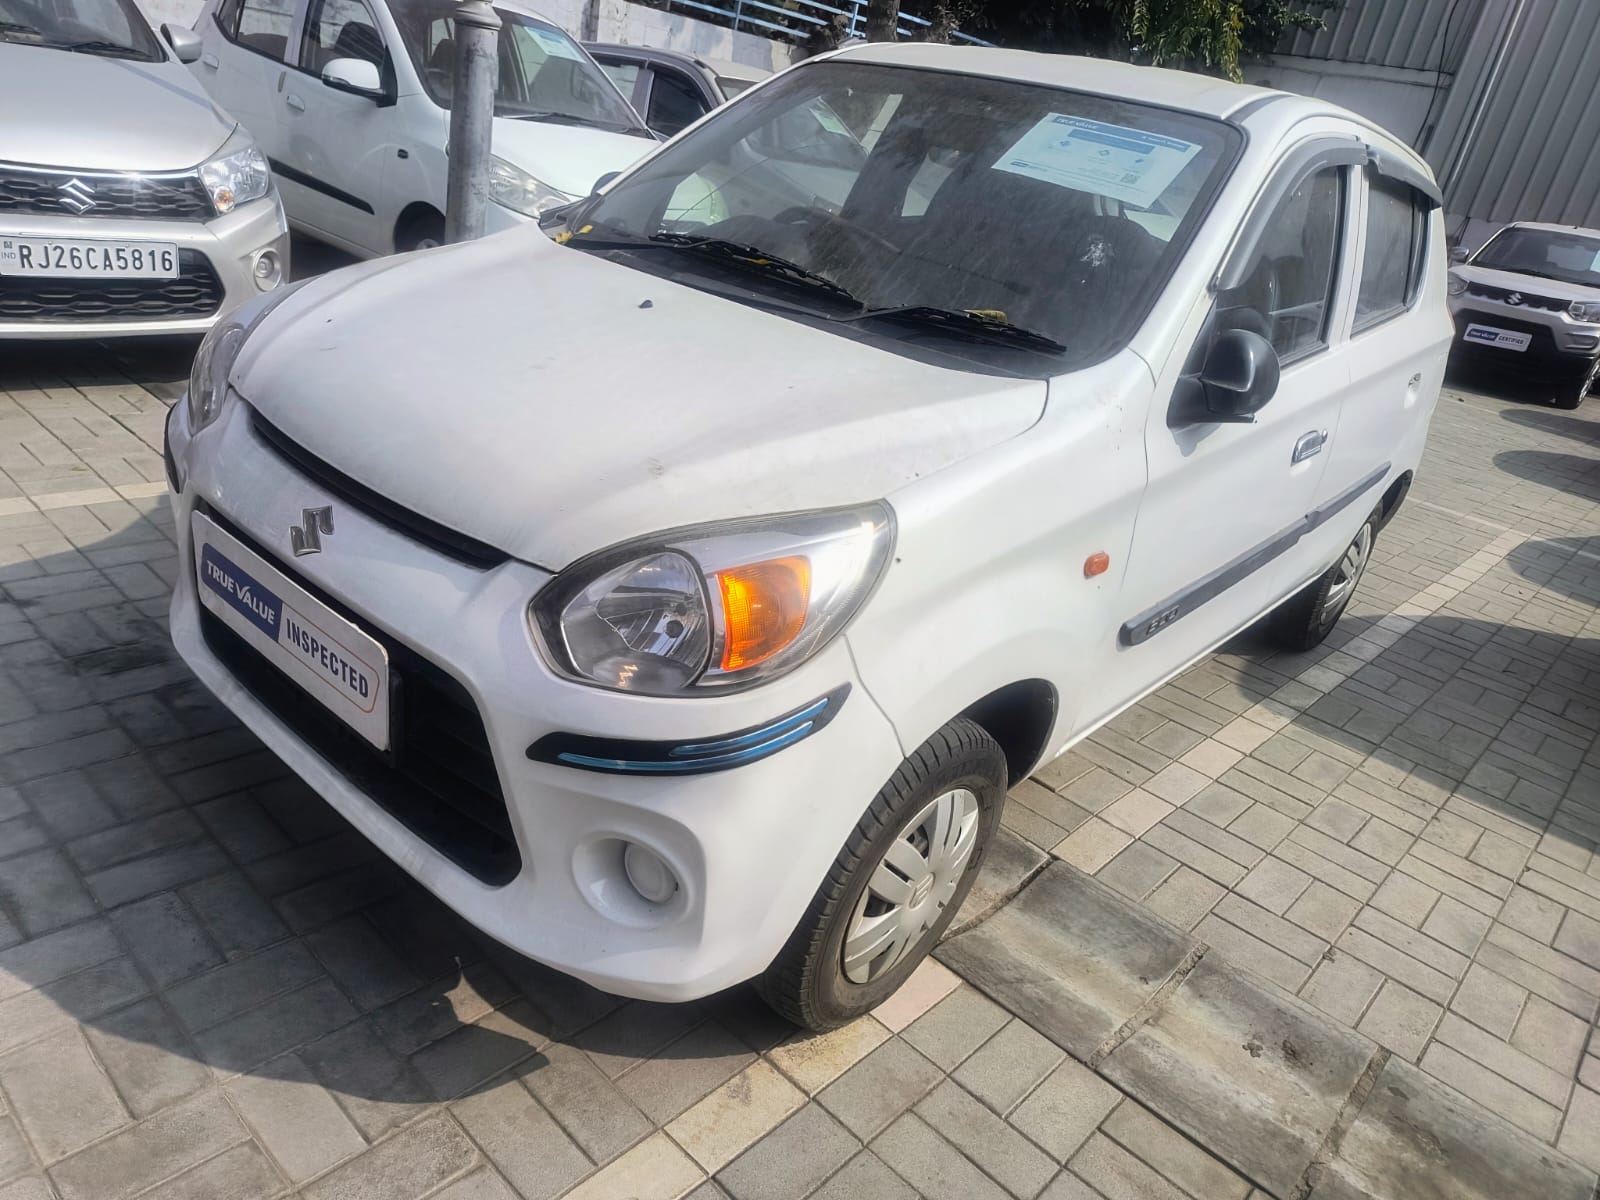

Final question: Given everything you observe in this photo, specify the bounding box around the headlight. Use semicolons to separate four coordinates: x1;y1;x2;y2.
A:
531;505;895;695
186;282;307;435
1569;300;1600;323
487;157;573;218
1447;274;1467;297
200;137;271;215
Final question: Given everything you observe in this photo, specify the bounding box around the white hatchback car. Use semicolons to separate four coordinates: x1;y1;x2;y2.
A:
187;0;654;254
167;44;1450;1028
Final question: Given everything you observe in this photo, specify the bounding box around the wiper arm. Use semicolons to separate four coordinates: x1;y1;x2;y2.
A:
57;38;149;56
0;19;43;37
843;305;1067;354
505;110;599;127
570;230;861;305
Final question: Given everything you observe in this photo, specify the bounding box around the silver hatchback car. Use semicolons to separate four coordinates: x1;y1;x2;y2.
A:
0;0;290;339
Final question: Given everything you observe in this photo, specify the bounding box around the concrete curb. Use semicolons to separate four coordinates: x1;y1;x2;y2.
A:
938;860;1598;1200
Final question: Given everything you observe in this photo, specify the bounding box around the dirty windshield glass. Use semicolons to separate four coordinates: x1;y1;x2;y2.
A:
1473;227;1600;289
0;0;161;58
389;0;644;133
572;60;1238;361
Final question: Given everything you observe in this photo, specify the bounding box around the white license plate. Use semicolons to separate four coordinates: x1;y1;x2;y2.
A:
1463;323;1531;352
193;513;391;751
0;236;179;279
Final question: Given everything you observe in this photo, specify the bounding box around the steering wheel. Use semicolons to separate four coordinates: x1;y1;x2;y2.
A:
773;206;899;256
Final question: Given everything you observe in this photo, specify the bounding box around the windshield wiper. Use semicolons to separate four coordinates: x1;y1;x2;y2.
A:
55;38;150;57
0;19;43;38
505;110;602;127
843;305;1067;354
571;230;861;306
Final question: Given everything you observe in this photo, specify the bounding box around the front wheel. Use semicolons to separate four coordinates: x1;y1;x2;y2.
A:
756;718;1006;1030
1268;514;1377;652
1552;356;1598;410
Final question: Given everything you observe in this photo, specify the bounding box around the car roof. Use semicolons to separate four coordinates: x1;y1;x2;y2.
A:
825;42;1280;119
1504;221;1600;239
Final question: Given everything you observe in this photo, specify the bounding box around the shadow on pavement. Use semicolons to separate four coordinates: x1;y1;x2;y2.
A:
1492;448;1600;502
1500;406;1600;447
0;515;795;1123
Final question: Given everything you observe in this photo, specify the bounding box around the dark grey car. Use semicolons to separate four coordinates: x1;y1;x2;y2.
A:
585;42;769;137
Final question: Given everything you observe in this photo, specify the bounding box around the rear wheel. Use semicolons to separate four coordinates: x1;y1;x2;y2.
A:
396;209;445;253
756;718;1005;1030
1552;356;1598;410
1268;514;1377;652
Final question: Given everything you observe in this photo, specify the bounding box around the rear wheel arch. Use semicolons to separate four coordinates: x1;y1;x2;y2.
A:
394;203;445;252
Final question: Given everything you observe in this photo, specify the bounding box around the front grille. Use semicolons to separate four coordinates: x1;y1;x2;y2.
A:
0;249;223;323
197;504;521;886
1465;282;1568;312
0;163;212;221
251;411;510;569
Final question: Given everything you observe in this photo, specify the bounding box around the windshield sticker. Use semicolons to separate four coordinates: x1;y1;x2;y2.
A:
811;104;852;138
993;114;1201;207
528;27;583;61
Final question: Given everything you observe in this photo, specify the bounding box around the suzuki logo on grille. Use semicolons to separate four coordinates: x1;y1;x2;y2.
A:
56;178;96;214
1506;292;1524;306
290;507;334;556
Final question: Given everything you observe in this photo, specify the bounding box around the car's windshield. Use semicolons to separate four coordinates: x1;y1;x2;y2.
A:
571;60;1238;362
0;0;161;58
388;0;645;132
1473;227;1600;289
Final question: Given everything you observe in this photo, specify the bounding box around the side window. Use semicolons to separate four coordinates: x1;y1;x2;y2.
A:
230;0;295;59
598;60;645;106
1218;165;1347;363
1354;172;1426;332
214;0;241;37
301;0;384;73
647;69;708;138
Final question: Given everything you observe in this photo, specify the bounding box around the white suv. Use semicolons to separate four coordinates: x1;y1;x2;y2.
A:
187;0;655;255
166;45;1450;1028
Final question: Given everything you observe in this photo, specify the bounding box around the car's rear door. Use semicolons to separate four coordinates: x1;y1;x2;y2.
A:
194;0;298;162
1086;141;1365;727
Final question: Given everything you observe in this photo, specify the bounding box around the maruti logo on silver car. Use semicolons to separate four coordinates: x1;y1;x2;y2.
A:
57;178;96;214
1506;292;1524;306
291;506;334;556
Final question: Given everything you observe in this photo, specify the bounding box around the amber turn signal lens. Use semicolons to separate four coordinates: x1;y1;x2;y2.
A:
1084;552;1110;578
717;557;811;671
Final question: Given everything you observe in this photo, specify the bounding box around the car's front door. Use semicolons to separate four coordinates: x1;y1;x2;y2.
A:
195;0;298;161
1086;147;1363;726
276;0;394;252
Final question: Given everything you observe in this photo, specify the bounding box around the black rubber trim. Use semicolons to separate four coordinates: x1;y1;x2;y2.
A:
251;411;509;569
1120;463;1389;646
163;406;181;495
528;684;850;776
266;157;375;214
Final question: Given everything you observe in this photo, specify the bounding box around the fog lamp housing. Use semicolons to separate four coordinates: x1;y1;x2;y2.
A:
623;842;679;904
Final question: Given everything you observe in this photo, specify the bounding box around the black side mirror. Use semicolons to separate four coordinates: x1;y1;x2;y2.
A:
1169;328;1281;426
592;171;621;196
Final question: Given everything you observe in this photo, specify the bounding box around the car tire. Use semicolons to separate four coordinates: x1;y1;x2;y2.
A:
396;210;446;253
756;718;1006;1031
1552;356;1598;410
1268;512;1378;653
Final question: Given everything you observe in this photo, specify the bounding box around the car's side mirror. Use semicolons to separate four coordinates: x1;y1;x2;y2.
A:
1169;327;1281;427
591;171;621;195
322;57;383;98
162;22;203;62
1200;328;1281;421
1448;245;1470;264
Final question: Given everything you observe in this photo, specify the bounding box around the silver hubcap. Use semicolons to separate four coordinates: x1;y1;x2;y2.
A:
414;237;442;250
1320;523;1373;625
842;788;980;985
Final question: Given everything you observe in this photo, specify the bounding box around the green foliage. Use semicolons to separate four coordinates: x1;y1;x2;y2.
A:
967;0;1335;80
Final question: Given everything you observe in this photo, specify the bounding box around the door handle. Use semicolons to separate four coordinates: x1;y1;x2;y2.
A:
1292;429;1327;464
200;52;219;68
285;93;306;112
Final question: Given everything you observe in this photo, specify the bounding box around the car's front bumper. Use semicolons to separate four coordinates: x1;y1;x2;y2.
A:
165;395;907;1000
1447;295;1600;372
0;194;290;340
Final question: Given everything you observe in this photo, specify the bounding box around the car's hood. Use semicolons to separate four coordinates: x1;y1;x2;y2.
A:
490;117;654;201
1453;263;1600;303
0;43;234;171
233;229;1048;569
